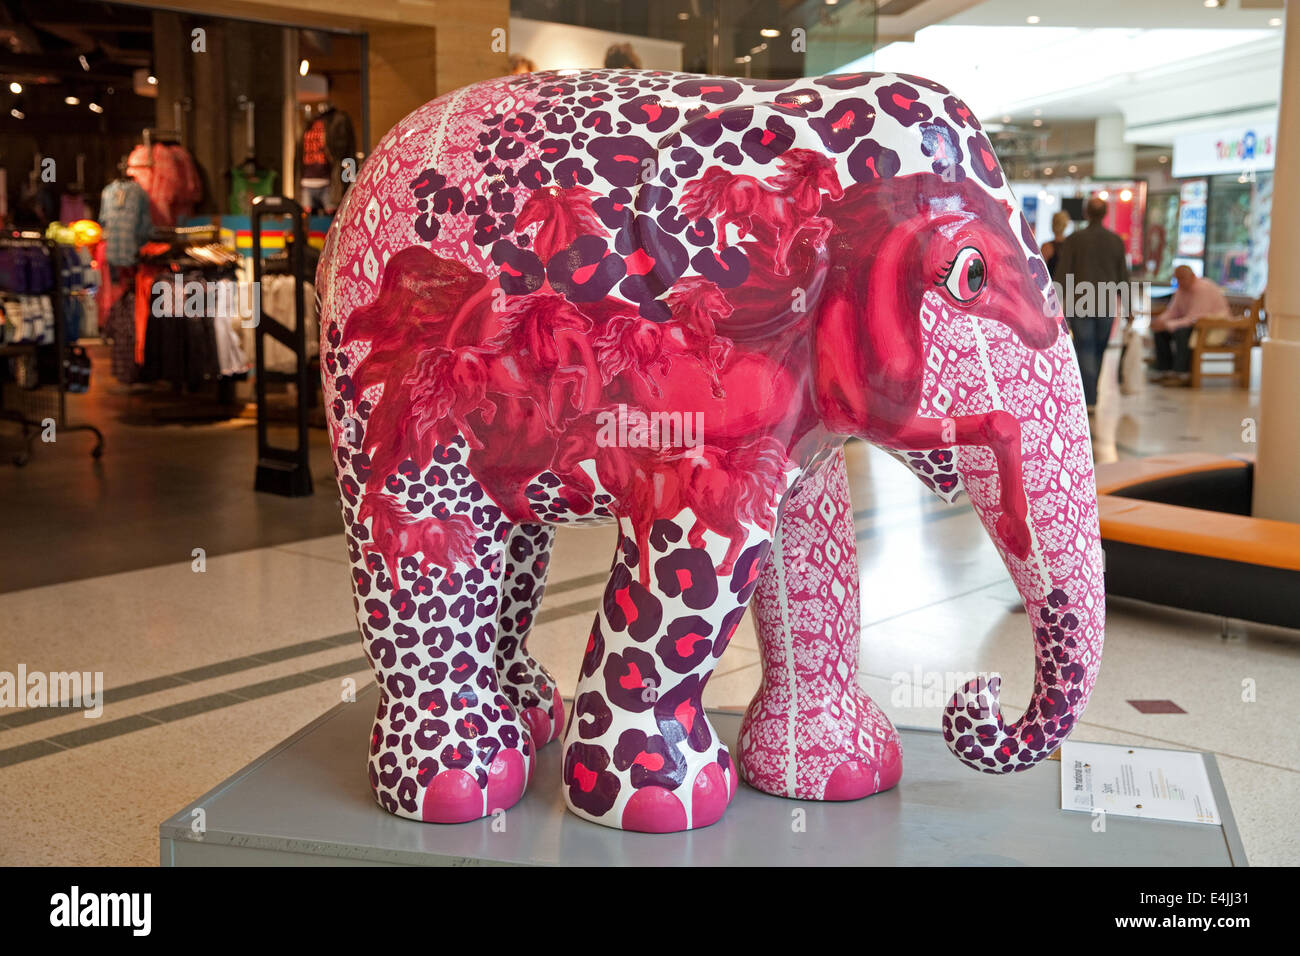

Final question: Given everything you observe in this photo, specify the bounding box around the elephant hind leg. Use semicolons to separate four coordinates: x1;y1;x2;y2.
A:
739;448;903;801
352;505;534;825
495;523;565;749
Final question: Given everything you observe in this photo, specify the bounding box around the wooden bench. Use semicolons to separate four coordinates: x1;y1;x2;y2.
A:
1189;295;1265;388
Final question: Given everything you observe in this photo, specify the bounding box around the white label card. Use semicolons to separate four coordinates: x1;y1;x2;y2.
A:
1060;741;1221;825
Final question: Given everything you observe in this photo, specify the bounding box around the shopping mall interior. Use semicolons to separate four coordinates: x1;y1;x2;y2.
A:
0;0;1296;874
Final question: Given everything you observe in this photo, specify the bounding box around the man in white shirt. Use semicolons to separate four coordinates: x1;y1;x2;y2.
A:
1151;265;1230;385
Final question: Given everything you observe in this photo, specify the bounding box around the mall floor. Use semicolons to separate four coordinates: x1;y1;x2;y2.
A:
0;342;1295;866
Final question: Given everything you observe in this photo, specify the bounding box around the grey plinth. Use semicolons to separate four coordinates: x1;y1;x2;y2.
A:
160;685;1246;866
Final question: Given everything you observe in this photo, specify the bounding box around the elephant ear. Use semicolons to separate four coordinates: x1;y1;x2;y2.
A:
626;103;834;338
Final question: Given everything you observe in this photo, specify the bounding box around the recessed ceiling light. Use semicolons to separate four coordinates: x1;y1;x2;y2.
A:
1099;190;1110;200
88;102;103;113
1269;17;1282;26
8;81;20;94
10;108;23;119
64;95;79;105
1033;118;1044;127
1120;188;1133;202
1001;114;1011;123
1068;164;1078;173
1027;16;1041;24
1158;155;1169;163
677;12;689;20
1203;0;1221;7
1043;166;1054;175
825;0;839;5
761;28;781;38
146;74;157;85
79;54;90;71
299;59;310;76
1033;108;1042;116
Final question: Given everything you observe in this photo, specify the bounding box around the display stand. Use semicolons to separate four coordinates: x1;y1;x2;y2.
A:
250;195;313;496
159;684;1246;866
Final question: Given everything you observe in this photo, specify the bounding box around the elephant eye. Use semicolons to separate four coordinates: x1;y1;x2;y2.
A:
938;246;986;303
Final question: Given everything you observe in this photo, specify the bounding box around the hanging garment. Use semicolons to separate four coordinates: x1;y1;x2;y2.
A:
99;178;155;267
297;107;356;213
60;193;90;223
127;143;202;227
229;166;278;215
107;273;138;384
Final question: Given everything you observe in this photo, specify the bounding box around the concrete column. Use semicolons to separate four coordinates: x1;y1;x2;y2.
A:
1093;113;1135;179
1254;4;1300;522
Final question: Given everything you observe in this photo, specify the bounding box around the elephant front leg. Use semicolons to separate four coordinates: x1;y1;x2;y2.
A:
495;523;565;748
739;448;903;800
561;513;775;832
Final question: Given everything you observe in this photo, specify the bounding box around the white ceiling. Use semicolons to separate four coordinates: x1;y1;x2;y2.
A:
841;0;1287;142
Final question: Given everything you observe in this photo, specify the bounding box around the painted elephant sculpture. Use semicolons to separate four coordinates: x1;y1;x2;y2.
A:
318;68;1105;833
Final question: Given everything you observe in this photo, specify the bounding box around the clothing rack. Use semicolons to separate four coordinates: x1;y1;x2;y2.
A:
250;194;313;496
0;233;104;466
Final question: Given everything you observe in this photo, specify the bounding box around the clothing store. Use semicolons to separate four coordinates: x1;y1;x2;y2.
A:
1;0;361;441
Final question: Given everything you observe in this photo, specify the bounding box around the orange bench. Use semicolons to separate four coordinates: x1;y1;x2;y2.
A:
1095;453;1299;628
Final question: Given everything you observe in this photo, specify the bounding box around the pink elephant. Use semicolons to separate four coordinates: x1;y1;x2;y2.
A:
317;68;1105;832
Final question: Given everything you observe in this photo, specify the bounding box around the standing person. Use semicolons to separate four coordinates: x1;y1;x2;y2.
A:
1056;196;1129;412
1042;209;1071;280
1150;265;1230;386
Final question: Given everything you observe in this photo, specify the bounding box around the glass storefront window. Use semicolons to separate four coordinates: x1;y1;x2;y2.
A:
508;0;875;79
1205;172;1271;297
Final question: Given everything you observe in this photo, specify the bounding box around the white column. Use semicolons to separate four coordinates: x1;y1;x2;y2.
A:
1093;113;1135;178
1254;3;1300;521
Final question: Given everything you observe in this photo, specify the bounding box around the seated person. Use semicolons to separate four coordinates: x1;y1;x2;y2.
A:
1151;265;1229;385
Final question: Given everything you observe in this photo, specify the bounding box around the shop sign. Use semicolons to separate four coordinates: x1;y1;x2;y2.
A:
1172;122;1277;178
1176;179;1207;258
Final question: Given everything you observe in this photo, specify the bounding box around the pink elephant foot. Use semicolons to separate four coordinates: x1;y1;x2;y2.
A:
421;748;530;823
738;688;903;800
520;687;566;749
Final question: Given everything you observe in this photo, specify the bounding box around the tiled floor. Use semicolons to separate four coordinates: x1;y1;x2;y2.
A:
0;345;1296;865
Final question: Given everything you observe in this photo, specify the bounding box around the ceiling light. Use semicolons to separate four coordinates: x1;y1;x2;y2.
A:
1099;190;1110;200
64;95;79;105
1033;108;1042;116
825;0;839;5
1032;118;1043;127
79;54;90;71
1001;114;1011;123
1043;167;1054;175
146;74;157;85
8;81;21;94
1203;0;1221;7
1068;164;1078;173
10;108;23;119
1120;188;1133;202
88;102;103;113
1158;155;1169;163
1026;16;1041;25
299;59;310;76
1269;17;1281;26
677;11;689;20
761;28;781;38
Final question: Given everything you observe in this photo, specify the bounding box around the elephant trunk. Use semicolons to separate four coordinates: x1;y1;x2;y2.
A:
937;312;1106;774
